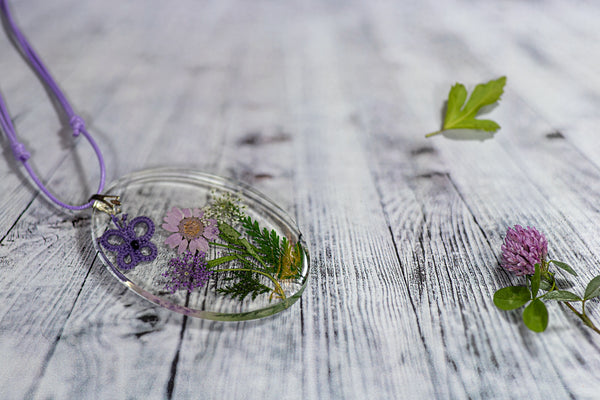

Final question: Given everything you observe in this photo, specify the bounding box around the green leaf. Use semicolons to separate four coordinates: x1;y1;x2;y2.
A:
584;275;600;300
522;299;549;332
218;222;242;245
493;286;531;310
540;272;554;291
449;118;500;132
445;83;467;119
462;77;506;117
531;263;541;299
427;76;506;137
207;255;238;269
241;216;282;266
543;290;582;302
539;279;553;291
549;260;577;276
239;238;265;266
216;270;271;301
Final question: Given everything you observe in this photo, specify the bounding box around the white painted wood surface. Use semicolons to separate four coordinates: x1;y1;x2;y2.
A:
1;0;600;398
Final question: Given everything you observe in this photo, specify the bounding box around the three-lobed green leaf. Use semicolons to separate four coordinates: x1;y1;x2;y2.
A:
427;76;506;137
493;286;531;310
493;256;600;334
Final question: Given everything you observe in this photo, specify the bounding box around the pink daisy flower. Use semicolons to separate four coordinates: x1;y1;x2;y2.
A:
162;207;219;254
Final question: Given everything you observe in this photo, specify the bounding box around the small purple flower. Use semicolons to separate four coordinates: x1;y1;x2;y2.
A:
162;251;213;293
501;225;548;276
98;214;158;270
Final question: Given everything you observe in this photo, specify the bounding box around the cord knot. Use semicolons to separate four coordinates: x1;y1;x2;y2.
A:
11;142;30;162
69;114;85;137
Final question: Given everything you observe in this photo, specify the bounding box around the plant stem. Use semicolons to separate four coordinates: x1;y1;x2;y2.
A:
209;240;269;270
206;254;285;300
209;241;241;251
207;255;238;268
425;130;443;138
542;272;600;334
563;301;600;335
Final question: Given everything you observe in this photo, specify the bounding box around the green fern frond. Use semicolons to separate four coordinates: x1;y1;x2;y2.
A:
216;271;271;301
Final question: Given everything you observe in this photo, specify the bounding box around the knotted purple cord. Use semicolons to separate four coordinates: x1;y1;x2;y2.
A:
0;0;105;210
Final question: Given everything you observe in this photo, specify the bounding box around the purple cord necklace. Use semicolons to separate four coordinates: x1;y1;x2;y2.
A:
0;1;158;273
0;0;106;210
0;1;309;321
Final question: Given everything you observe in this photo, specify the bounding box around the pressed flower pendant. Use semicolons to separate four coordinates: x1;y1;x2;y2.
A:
91;168;310;321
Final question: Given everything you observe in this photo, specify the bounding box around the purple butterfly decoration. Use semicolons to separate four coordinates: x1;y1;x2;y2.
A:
98;214;158;270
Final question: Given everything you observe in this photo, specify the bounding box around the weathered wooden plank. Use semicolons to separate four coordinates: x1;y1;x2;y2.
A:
2;0;600;399
0;1;231;398
15;1;324;399
353;2;600;398
330;24;529;400
277;12;436;400
9;2;243;399
0;3;145;398
405;0;600;169
160;5;309;400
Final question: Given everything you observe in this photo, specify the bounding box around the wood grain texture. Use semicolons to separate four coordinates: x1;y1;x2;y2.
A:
2;0;600;399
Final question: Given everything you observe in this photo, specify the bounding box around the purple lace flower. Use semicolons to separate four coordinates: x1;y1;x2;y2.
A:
162;207;219;254
501;225;548;276
98;214;157;270
162;251;213;293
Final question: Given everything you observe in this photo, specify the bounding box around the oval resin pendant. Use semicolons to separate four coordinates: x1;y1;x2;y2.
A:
91;168;310;321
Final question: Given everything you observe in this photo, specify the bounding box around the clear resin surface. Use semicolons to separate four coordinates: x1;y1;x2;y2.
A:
91;168;309;321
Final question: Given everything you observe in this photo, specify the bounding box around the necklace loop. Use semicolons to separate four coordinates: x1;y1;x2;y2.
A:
0;0;106;210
